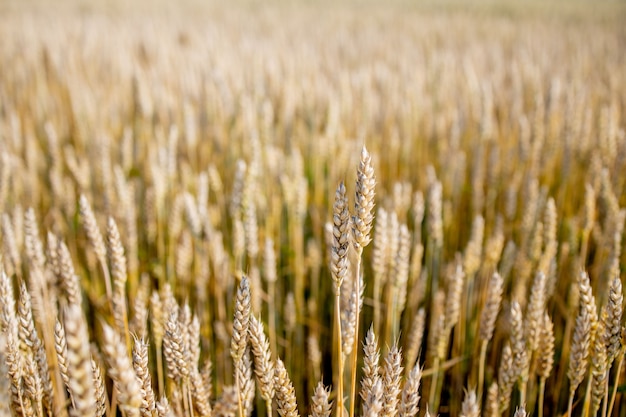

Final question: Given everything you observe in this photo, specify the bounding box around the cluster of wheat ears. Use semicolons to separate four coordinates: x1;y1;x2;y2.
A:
0;1;625;417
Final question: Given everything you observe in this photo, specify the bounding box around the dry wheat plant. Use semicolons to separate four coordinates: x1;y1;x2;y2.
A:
0;0;625;416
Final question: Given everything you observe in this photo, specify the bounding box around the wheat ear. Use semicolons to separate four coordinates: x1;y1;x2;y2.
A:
404;308;426;370
478;271;503;399
537;312;554;417
275;357;300;417
107;216;131;352
92;358;107;416
498;343;515;413
484;382;499;417
360;326;380;406
460;389;480;417
510;301;528;404
349;146;376;417
57;241;82;306
63;304;97;416
382;342;403;417
567;271;595;417
132;336;157;417
78;194;111;300
331;182;349;417
309;381;332;417
101;323;142;417
249;315;274;415
398;363;421;417
590;312;608;417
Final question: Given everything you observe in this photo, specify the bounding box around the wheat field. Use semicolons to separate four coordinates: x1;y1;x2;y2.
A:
0;0;625;416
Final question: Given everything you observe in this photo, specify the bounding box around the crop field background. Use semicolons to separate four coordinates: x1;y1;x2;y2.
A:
0;0;625;416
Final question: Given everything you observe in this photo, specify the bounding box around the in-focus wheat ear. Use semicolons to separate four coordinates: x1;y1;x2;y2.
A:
567;270;595;417
101;323;142;417
330;181;349;417
249;315;274;414
348;145;375;417
382;342;403;417
275;357;300;417
352;145;376;250
309;381;332;417
132;336;157;417
331;182;350;294
63;304;97;417
398;363;421;417
360;326;380;404
231;275;251;364
92;359;107;417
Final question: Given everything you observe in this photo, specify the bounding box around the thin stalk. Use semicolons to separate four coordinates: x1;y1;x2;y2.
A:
520;380;527;410
293;217;305;328
607;347;625;417
268;280;277;359
428;356;441;414
477;340;488;401
567;390;575;417
266;399;272;417
583;369;593;417
110;389;118;417
602;372;608;417
538;378;546;417
156;344;164;398
384;284;394;349
185;381;195;417
349;252;362;417
335;294;344;417
372;272;382;344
